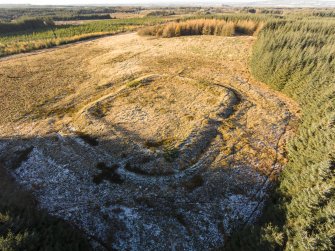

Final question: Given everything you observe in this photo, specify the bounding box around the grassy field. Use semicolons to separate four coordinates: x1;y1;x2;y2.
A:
0;12;279;57
0;6;143;21
0;16;176;57
0;28;297;249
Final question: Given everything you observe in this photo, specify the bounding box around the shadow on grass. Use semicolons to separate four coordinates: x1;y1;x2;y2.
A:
222;182;288;251
0;164;91;251
0;128;284;251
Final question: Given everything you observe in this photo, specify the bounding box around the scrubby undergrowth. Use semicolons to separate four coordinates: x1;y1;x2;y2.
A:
138;19;263;37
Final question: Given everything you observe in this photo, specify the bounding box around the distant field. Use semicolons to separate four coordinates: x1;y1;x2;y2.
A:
0;13;277;58
54;19;113;25
0;17;176;57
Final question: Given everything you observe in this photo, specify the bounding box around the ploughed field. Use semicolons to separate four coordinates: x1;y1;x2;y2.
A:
0;33;296;250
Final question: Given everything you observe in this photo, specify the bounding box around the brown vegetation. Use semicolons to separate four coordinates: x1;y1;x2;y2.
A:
0;33;296;250
138;19;263;37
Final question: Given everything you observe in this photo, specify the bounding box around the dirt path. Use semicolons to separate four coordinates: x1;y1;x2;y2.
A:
0;33;299;250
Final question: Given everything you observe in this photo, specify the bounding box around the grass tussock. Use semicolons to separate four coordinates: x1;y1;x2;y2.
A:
138;19;263;37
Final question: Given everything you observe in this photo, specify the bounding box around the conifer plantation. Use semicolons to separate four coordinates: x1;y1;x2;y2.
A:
227;16;335;251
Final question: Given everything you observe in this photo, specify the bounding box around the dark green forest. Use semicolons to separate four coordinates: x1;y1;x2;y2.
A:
0;18;54;33
227;15;335;251
0;6;142;22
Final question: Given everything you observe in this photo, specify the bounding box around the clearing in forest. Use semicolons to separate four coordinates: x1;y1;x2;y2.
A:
0;33;297;250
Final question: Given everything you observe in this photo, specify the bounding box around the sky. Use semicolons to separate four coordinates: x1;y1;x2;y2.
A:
0;0;261;4
0;0;334;6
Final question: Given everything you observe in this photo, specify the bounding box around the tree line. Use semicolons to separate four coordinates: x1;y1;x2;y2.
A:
227;15;335;251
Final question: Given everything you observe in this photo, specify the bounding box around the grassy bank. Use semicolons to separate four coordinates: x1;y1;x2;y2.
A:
0;13;278;58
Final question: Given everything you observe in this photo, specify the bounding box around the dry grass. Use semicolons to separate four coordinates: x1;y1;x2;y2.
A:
0;33;294;175
138;19;263;37
0;31;130;57
0;32;297;249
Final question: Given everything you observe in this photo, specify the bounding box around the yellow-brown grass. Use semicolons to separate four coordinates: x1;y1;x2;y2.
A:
0;33;296;177
235;20;259;35
0;30;133;57
138;19;262;38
